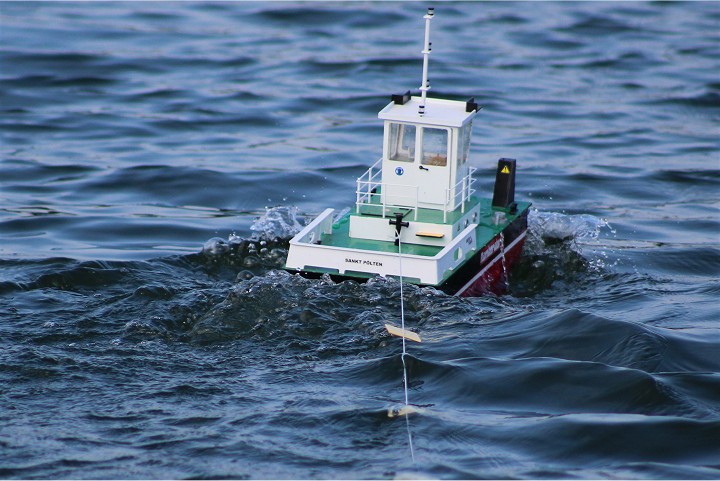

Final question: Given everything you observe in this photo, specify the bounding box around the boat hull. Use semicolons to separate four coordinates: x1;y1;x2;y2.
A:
286;209;528;297
440;210;527;296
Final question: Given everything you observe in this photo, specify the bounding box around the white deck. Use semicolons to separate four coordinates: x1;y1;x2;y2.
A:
285;209;480;285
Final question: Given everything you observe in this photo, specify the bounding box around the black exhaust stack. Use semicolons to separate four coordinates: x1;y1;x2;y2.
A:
492;158;517;214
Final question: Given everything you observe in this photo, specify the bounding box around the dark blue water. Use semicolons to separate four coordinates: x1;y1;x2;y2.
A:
1;2;719;479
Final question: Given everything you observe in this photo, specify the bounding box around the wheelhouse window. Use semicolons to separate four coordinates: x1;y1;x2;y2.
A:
421;127;449;166
388;123;415;162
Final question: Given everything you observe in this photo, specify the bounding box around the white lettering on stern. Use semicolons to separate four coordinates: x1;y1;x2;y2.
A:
345;258;383;267
480;237;503;264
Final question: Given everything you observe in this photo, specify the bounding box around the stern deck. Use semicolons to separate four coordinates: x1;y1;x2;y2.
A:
284;197;531;286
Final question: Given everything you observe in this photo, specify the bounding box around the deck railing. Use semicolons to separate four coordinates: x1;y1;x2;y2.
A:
355;158;383;208
447;166;477;221
355;160;477;223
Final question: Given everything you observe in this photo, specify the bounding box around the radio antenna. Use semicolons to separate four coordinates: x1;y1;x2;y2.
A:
419;7;434;117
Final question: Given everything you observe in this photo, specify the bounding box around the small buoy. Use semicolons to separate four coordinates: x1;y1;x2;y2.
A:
388;404;422;418
385;323;422;343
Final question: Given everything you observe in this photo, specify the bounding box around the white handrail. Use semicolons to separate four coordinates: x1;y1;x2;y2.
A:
356;162;476;222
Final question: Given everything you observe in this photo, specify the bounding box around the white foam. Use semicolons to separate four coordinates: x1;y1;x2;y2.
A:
528;209;611;243
202;237;229;256
250;206;305;240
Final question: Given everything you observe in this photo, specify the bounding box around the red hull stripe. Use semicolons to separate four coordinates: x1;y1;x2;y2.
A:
454;230;527;296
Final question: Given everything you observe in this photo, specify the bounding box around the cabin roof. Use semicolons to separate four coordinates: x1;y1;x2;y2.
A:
378;96;477;128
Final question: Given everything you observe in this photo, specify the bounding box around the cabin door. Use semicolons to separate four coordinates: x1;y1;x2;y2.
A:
416;126;451;207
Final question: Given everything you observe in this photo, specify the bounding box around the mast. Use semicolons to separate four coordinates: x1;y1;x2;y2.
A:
418;7;434;117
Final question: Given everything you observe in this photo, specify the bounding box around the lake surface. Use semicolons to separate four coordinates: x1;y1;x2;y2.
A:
1;2;719;479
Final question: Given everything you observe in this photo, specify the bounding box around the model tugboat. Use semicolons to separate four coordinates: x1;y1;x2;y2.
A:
284;9;531;296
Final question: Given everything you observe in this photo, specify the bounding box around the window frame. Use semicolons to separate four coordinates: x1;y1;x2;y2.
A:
420;126;451;167
387;122;416;163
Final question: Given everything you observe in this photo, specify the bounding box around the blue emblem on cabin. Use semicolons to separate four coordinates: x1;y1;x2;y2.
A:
395;167;404;176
